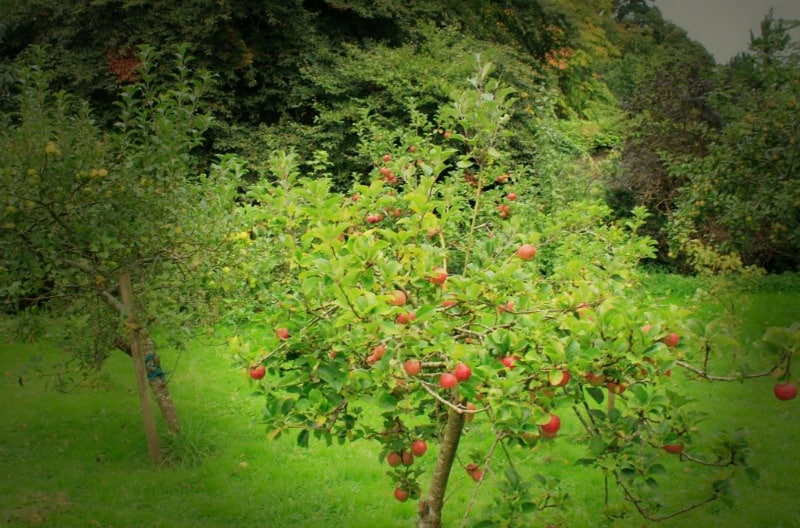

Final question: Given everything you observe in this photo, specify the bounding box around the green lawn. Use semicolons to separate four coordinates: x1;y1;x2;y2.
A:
1;273;799;527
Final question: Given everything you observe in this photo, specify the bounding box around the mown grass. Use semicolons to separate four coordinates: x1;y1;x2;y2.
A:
1;272;799;527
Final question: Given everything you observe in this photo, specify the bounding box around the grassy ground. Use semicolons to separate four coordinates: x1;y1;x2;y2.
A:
1;272;799;527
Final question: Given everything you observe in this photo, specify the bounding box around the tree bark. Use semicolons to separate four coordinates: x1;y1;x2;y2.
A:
418;407;466;528
118;271;162;464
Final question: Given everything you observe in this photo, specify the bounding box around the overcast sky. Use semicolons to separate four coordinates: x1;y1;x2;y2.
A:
651;0;800;63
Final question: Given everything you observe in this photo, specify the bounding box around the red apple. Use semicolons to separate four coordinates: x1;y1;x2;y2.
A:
496;204;510;218
366;213;383;224
469;468;484;482
395;311;416;325
606;381;627;394
387;451;402;467
439;372;458;389
500;355;519;369
662;332;680;349
428;267;448;286
443;130;451;139
388;289;407;306
454;362;472;382
408;145;417;153
641;323;652;333
497;301;514;313
464;402;477;422
517;244;537;261
585;371;605;386
496;173;510;184
351;193;360;201
662;444;684;454
379;166;392;177
540;414;561;437
382;154;391;162
549;369;570;387
403;358;421;376
774;381;798;401
369;344;387;363
506;192;517;201
401;450;414;466
394;487;409;502
440;298;458;309
275;327;290;340
249;365;266;380
411;439;427;457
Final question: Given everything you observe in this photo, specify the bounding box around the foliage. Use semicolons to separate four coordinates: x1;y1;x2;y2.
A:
666;13;800;272
0;45;241;379
228;65;765;526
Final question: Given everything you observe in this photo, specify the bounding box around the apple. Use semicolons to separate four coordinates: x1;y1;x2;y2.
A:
249;365;266;380
401;450;414;466
585;371;605;386
408;145;417;153
275;327;290;340
428;267;448;286
388;289;407;306
497;301;514;313
506;192;517;201
440;298;458;309
464;402;477;422
500;355;519;369
465;463;479;477
496;173;510;184
662;444;684;454
411;439;428;457
367;344;387;365
662;332;680;349
379;166;392;177
496;204;510;218
575;302;592;319
387;451;402;467
540;414;561;437
439;372;458;389
774;381;798;401
403;358;421;376
549;369;570;387
395;311;416;325
641;323;652;333
517;244;537;261
606;381;627;394
454;362;472;382
382;154;391;162
394;487;409;502
351;193;360;201
469;468;484;482
366;213;383;224
443;130;451;139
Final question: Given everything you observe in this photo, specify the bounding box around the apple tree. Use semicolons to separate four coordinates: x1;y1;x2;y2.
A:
0;45;243;458
232;62;779;527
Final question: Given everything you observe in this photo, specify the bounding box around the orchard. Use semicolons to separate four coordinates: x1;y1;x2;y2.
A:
229;64;799;527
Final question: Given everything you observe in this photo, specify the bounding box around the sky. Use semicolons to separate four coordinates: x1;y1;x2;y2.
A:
651;0;800;63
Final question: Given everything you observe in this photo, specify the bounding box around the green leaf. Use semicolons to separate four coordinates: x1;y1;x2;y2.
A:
587;387;605;405
297;429;309;448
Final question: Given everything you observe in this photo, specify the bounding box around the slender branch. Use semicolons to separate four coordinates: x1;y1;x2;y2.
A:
675;359;777;382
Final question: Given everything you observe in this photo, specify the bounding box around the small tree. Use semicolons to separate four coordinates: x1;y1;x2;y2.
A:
0;45;242;460
233;63;788;526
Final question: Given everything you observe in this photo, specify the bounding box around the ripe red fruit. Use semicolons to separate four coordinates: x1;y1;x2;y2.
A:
662;444;684;454
351;193;360;201
275;327;290;340
394;487;409;502
382;154;391;162
662;332;680;349
389;289;407;306
774;381;798;401
369;344;387;363
469;469;484;482
439;372;458;389
641;323;652;333
411;439;428;457
506;192;517;201
500;355;519;369
454;362;472;382
517;244;537;261
606;381;627;394
249;365;266;380
440;298;458;309
540;414;561;437
366;213;383;224
403;359;421;376
379;166;392;177
496;173;510;184
395;311;416;325
401;450;414;466
443;130;451;139
387;451;402;467
496;204;510;218
428;267;448;286
408;145;417;153
549;369;570;387
465;462;479;475
585;371;605;386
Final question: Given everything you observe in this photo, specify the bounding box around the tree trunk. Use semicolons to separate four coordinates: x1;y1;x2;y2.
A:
118;271;162;464
418;407;466;528
141;332;181;434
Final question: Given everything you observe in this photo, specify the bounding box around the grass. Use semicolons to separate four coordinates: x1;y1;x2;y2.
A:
1;272;799;527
